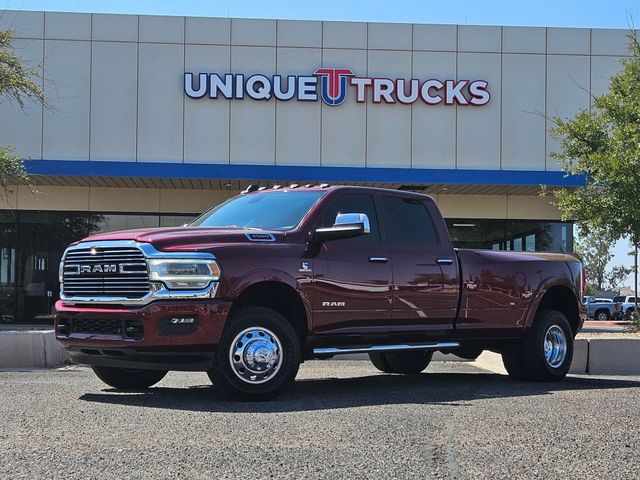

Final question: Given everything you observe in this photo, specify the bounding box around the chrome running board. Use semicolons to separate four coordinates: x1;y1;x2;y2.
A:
313;342;460;356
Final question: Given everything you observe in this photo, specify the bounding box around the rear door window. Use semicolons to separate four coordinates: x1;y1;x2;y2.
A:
379;196;438;244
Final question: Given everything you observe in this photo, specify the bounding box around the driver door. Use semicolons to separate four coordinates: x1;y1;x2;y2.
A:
311;192;393;336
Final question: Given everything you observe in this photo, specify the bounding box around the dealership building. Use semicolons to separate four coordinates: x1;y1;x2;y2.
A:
0;10;631;324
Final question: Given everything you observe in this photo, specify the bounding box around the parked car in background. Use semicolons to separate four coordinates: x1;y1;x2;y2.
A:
583;296;617;321
612;296;638;319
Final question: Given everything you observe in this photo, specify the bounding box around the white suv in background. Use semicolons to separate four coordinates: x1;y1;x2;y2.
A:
612;296;638;319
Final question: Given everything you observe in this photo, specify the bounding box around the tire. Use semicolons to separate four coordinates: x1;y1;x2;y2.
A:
501;344;528;380
595;310;610;321
368;352;395;373
207;306;301;401
454;346;483;360
383;350;433;374
524;310;574;381
502;310;573;381
92;366;167;390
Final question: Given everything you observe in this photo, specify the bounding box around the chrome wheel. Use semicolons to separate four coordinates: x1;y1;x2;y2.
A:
596;312;608;321
543;325;567;368
229;327;283;384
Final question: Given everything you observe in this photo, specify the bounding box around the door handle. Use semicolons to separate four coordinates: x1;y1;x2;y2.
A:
369;257;388;263
436;258;453;265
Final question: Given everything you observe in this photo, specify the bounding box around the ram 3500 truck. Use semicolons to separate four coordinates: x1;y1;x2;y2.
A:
55;186;584;400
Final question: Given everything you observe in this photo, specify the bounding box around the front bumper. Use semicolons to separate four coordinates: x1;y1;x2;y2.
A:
54;299;231;371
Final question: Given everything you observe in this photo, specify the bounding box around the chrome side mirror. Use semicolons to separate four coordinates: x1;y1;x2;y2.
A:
314;213;371;242
333;213;371;234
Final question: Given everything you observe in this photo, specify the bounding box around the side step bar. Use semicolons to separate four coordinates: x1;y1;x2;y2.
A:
313;341;460;356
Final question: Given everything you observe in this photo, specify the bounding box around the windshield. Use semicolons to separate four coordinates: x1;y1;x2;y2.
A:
190;191;326;231
613;296;625;303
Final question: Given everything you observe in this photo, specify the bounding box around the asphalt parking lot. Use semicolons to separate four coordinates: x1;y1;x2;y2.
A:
1;361;639;480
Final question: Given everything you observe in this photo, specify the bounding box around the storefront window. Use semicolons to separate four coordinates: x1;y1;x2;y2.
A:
161;215;196;227
13;212;106;324
446;219;574;253
0;210;199;325
0;212;17;324
91;214;159;235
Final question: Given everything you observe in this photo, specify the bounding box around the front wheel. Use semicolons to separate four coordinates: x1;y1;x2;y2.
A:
92;366;167;390
207;306;301;400
595;310;610;321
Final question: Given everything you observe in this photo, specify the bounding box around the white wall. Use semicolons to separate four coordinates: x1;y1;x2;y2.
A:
0;10;632;172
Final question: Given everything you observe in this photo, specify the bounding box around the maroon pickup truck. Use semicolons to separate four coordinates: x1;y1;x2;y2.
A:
55;186;584;400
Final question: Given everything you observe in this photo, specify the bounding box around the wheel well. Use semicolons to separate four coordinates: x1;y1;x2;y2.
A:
537;286;580;334
230;281;308;344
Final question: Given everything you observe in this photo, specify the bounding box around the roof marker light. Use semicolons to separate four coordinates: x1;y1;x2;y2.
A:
241;184;260;194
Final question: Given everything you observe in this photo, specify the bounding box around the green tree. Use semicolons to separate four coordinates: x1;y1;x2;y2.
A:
575;229;631;292
608;264;633;290
0;28;44;196
545;30;640;317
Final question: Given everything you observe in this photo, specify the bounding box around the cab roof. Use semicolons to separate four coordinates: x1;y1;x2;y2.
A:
240;184;434;200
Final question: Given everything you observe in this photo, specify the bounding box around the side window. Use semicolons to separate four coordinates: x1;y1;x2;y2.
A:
319;194;380;241
380;196;438;244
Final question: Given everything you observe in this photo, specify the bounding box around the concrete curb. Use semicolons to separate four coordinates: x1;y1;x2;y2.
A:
0;330;69;368
587;339;640;375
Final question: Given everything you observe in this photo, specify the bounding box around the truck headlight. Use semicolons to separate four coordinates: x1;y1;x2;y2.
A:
148;259;221;290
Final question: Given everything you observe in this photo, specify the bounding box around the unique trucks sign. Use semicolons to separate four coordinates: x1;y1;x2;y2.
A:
184;67;490;106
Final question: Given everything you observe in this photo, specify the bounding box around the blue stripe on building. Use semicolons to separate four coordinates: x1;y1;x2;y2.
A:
25;160;585;187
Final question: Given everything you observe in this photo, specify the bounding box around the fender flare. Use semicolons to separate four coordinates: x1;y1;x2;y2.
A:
225;269;313;332
523;277;580;329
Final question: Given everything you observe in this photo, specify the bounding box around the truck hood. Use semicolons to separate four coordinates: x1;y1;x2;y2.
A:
75;227;285;251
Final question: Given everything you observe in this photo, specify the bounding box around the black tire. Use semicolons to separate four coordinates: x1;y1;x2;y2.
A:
523;309;573;381
595;309;610;321
207;306;301;401
454;346;483;360
502;310;573;381
384;350;433;374
92;366;167;390
501;344;528;380
368;352;395;373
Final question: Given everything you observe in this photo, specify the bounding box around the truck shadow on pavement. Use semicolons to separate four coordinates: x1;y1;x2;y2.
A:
79;371;640;413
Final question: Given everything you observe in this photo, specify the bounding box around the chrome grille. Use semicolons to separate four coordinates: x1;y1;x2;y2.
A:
62;246;150;299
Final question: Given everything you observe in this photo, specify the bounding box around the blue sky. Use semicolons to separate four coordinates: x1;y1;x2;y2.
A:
4;0;639;288
2;0;638;29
